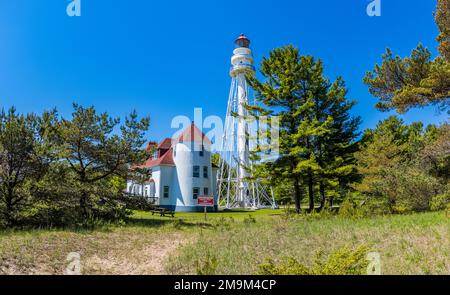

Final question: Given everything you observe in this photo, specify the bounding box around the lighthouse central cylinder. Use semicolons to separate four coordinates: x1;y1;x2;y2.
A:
237;75;249;203
230;40;255;206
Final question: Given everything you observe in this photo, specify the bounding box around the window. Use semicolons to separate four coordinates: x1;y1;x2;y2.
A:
163;186;169;198
203;187;209;196
193;166;200;178
153;151;158;160
193;187;200;200
203;166;208;178
199;145;204;157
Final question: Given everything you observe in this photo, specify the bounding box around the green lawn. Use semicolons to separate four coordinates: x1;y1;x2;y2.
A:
132;208;281;221
0;209;449;275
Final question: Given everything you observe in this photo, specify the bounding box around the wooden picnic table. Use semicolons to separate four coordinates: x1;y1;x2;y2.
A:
150;207;175;218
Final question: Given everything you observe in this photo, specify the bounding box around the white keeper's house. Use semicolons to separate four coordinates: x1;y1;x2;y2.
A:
126;123;219;212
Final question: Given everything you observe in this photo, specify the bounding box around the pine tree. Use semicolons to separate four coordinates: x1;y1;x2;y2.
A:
364;0;450;113
55;104;150;219
0;108;57;225
354;117;447;212
313;78;361;209
248;46;360;212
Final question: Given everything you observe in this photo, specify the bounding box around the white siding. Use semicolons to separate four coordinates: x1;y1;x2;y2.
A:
174;141;215;209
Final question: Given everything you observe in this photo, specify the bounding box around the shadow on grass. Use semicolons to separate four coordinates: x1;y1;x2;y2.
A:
127;217;214;229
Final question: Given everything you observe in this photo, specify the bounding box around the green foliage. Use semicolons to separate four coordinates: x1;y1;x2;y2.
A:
0;104;149;228
195;250;218;275
257;245;369;275
0;107;58;226
54;104;149;220
120;194;154;211
385;168;440;213
356;117;448;214
430;190;449;211
435;0;450;61
248;45;361;212
338;198;362;219
166;210;449;275
337;196;391;218
364;1;450;113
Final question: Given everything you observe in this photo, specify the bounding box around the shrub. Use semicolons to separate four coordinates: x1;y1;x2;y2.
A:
338;198;365;219
257;245;370;275
120;194;154;211
258;257;310;275
376;167;441;213
430;191;449;211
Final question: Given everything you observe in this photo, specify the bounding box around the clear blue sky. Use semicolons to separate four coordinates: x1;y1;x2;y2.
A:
0;0;447;141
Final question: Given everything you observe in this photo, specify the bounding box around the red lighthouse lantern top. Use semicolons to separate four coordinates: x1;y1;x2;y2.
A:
234;34;250;48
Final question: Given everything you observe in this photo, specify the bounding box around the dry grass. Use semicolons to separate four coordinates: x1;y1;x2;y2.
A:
0;227;188;275
166;211;450;275
0;210;448;275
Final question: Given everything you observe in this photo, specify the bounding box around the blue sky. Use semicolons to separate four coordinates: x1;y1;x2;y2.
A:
0;0;447;141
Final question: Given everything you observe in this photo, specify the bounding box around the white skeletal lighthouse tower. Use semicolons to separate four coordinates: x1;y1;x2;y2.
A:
217;34;276;209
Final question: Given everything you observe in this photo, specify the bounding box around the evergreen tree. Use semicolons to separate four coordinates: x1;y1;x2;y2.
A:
248;45;360;212
436;0;450;61
55;104;149;219
355;117;447;212
364;0;450;113
0;108;57;226
314;78;361;209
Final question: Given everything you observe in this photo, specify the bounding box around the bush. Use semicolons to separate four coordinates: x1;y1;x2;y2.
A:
337;197;372;219
430;191;449;211
257;245;370;275
377;167;441;213
120;194;154;211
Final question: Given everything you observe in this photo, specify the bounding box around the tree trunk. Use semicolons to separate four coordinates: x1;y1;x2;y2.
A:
80;190;89;219
329;196;334;208
293;178;302;214
5;187;14;226
318;182;326;211
79;171;89;219
308;172;314;212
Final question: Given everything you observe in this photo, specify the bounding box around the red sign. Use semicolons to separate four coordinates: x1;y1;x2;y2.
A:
198;196;214;207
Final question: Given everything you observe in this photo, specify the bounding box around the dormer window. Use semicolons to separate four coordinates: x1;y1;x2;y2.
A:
153;150;158;159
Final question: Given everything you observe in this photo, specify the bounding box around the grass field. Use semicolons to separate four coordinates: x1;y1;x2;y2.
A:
0;209;449;275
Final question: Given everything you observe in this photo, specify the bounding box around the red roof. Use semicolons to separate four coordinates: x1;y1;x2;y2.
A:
142;147;175;168
177;123;212;145
158;138;173;150
137;123;212;169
